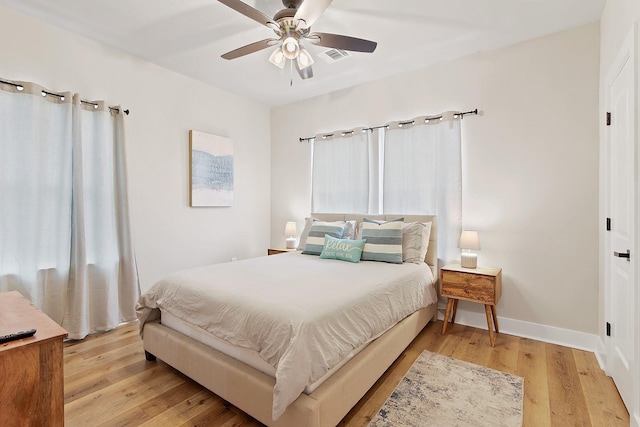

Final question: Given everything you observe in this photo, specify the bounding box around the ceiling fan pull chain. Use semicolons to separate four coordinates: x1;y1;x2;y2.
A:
290;60;294;86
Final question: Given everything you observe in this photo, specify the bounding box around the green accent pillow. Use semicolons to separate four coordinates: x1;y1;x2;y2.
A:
319;235;366;263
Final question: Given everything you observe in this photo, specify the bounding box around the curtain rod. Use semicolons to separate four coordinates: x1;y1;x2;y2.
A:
80;99;130;116
0;78;130;115
298;108;478;142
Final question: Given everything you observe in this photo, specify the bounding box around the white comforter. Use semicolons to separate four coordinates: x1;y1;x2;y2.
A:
136;251;437;420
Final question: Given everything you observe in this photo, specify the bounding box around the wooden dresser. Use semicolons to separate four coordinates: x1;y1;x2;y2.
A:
0;291;68;426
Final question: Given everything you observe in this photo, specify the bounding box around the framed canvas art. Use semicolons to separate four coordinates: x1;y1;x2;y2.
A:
189;130;234;207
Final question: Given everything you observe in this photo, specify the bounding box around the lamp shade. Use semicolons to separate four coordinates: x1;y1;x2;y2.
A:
459;230;480;250
269;47;286;69
285;222;297;237
296;46;314;70
282;37;299;60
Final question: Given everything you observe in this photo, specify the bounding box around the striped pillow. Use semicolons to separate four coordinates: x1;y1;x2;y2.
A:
302;221;346;255
361;218;404;264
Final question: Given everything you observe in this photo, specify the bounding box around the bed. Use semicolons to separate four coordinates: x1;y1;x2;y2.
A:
136;214;438;427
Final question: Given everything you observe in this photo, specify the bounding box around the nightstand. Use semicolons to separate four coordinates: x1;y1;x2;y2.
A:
440;263;502;347
267;248;296;255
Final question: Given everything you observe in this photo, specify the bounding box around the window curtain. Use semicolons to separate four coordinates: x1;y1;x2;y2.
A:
309;112;462;264
311;128;371;213
0;84;73;325
0;80;140;339
383;114;462;263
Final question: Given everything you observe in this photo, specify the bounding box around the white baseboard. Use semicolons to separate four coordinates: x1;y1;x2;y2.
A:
436;308;601;353
593;337;607;372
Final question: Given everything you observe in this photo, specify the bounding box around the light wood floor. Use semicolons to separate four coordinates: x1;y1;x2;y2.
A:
63;320;629;426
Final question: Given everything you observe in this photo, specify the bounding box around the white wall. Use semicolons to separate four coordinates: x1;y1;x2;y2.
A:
0;5;272;293
271;23;600;336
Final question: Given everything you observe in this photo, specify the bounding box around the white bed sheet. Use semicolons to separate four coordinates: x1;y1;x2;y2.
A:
137;251;436;420
161;310;375;394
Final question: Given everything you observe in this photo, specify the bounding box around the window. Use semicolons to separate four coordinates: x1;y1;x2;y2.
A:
310;113;462;261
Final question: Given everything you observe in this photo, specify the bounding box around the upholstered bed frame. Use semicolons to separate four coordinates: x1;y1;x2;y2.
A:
142;214;438;427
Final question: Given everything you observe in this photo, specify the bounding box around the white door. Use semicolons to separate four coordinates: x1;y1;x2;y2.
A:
605;27;637;414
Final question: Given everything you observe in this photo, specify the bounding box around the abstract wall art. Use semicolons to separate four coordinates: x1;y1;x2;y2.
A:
189;130;234;207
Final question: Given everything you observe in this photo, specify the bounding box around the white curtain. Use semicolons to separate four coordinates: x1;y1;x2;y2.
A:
309;112;462;264
312;129;371;213
383;115;462;263
0;85;73;324
0;80;139;339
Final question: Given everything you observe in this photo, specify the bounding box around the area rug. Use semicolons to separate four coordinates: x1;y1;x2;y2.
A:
369;350;524;427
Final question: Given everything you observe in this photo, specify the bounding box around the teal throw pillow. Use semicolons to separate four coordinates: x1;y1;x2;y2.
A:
319;235;366;263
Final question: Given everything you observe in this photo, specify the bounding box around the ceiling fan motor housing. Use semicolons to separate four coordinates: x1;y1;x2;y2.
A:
274;9;296;21
282;0;303;9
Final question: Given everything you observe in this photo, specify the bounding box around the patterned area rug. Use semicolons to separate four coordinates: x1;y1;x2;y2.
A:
369;350;524;427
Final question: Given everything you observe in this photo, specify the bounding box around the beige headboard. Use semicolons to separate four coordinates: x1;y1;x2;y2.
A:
311;213;437;277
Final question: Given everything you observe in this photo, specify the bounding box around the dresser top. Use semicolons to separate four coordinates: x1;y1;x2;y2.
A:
0;291;68;351
441;263;502;277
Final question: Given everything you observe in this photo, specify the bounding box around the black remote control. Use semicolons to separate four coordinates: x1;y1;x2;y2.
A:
0;329;36;344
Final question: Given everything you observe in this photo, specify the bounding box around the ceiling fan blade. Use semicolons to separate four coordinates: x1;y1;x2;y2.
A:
294;0;333;29
218;0;277;28
221;38;278;60
296;63;314;80
308;32;377;53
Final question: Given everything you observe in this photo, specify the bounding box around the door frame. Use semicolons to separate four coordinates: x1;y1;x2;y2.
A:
602;22;639;425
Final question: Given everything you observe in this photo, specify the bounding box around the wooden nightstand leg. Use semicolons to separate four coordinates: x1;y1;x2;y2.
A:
451;299;459;323
484;304;496;347
442;299;454;335
490;305;499;333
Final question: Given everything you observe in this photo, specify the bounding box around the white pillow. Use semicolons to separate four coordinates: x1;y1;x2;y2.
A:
402;222;432;264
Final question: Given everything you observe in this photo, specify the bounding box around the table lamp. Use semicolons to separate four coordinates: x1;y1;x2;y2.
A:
285;221;297;249
459;230;480;268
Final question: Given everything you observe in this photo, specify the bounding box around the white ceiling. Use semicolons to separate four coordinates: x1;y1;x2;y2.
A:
0;0;604;107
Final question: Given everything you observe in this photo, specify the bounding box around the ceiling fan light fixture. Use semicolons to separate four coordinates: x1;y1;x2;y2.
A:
217;0;378;81
282;36;299;60
296;46;314;70
268;47;286;69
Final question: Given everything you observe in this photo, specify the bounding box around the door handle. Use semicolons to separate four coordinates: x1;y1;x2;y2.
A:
614;250;630;261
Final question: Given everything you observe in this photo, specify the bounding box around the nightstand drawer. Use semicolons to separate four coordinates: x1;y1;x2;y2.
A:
441;271;496;303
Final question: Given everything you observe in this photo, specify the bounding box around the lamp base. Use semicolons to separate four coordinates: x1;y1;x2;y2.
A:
286;237;296;249
461;253;477;269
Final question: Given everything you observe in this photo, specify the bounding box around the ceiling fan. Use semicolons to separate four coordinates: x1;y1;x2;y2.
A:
218;0;377;80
